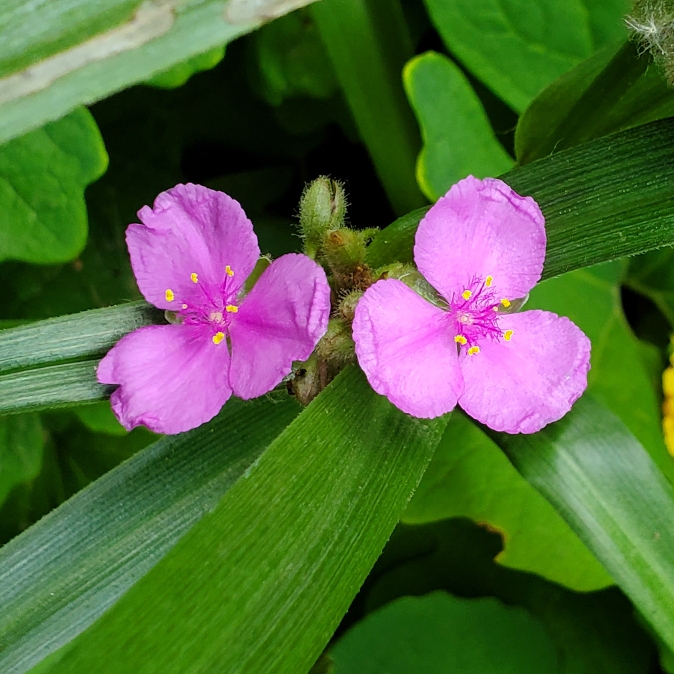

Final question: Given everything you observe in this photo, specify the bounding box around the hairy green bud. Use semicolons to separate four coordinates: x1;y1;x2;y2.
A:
299;177;347;257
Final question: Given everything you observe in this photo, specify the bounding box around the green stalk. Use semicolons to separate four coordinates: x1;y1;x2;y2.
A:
311;0;427;215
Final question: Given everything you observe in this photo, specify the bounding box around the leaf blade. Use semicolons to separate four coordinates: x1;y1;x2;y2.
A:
0;396;300;674
492;395;674;652
367;118;674;279
39;367;446;674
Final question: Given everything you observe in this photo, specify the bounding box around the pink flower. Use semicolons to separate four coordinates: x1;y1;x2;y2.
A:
352;176;590;433
97;184;331;435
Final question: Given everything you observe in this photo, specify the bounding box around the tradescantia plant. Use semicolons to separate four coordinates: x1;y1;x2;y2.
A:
3;0;674;673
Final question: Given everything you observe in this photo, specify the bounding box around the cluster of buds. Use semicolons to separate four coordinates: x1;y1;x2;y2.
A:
290;177;377;403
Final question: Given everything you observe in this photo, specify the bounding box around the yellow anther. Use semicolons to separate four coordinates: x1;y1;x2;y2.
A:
500;298;511;308
165;289;174;302
504;330;514;341
191;272;198;283
182;303;188;309
454;335;467;345
212;331;225;345
485;276;493;287
467;346;480;356
225;305;239;313
462;290;472;300
225;265;234;277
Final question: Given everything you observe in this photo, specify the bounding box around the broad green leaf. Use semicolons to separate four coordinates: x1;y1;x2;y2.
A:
73;401;126;436
365;519;654;674
527;262;674;483
662;645;674;674
403;51;513;202
367;118;674;279
0;413;43;508
626;247;674;328
311;0;427;214
250;11;338;106
0;0;315;144
331;592;557;673
0;108;107;264
38;367;446;674
493;395;674;652
404;413;612;590
516;41;674;164
423;0;630;112
0;396;299;674
146;46;226;89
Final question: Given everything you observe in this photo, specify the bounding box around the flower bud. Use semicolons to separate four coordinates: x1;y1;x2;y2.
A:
315;317;355;364
337;289;363;322
299;177;347;257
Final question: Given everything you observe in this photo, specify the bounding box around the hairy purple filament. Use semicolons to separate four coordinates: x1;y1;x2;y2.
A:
168;267;239;339
448;276;505;350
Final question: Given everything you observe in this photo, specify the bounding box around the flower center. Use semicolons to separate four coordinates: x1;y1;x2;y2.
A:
164;265;240;344
450;275;514;355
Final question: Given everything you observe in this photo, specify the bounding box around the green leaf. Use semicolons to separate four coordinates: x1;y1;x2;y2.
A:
493;395;674;652
0;396;300;674
0;361;107;414
0;0;317;144
37;367;446;674
331;592;558;673
311;0;427;214
250;11;338;106
0;413;43;508
73;401;126;436
403;51;513;202
0;107;107;264
146;46;226;89
404;413;612;591
365;519;654;674
515;41;674;164
367;118;674;279
626;247;674;328
423;0;630;112
527;263;674;483
0;301;159;374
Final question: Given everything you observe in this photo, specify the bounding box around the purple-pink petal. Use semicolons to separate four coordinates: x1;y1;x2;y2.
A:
414;176;546;302
352;279;464;418
458;310;591;433
229;253;330;399
97;324;232;434
127;184;260;310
